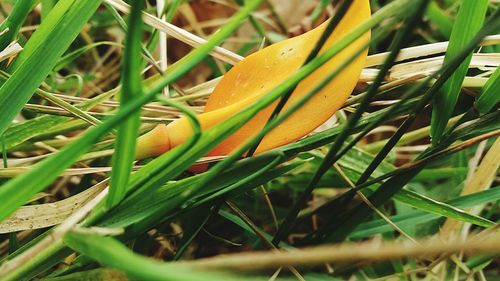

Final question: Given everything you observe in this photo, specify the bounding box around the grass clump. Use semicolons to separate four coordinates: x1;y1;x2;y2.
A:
0;1;498;280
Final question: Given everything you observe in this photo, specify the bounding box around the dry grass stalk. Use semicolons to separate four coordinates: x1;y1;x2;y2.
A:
176;233;500;271
0;41;23;62
103;0;244;65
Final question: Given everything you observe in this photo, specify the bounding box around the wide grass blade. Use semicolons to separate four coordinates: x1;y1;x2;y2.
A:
107;0;145;208
430;0;489;144
40;0;57;20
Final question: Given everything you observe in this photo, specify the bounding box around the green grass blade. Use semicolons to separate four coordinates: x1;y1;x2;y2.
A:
54;41;123;72
165;0;183;22
430;0;489;144
0;0;37;50
63;232;259;281
219;210;293;250
101;153;297;229
107;0;145;208
425;1;453;38
0;0;102;136
475;66;500;114
246;0;354;156
0;70;102;127
350;187;500;239
1;134;7;167
40;0;57;20
394;190;495;228
340;147;495;228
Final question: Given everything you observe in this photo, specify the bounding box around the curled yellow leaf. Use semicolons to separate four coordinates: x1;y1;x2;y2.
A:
136;0;371;160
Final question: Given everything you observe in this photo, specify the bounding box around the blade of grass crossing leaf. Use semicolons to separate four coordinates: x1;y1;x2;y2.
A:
246;0;354;156
63;232;258;281
0;0;102;136
127;9;404;245
0;0;36;50
430;0;488;144
190;1;376;211
107;0;145;208
475;66;500;114
279;99;418;157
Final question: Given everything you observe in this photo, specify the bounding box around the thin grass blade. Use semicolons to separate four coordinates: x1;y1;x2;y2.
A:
431;0;489;144
475;66;500;114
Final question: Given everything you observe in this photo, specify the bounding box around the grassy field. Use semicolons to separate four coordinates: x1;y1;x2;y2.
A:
0;0;498;280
